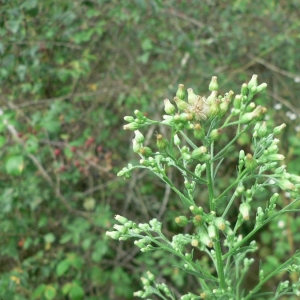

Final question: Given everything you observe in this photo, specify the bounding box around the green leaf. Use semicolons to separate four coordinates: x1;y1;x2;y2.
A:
32;284;46;299
56;259;70;277
5;155;24;176
25;137;39;153
44;285;56;300
62;283;72;295
69;284;84;300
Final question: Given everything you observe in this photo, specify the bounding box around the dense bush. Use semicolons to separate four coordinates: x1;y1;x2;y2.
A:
0;0;299;299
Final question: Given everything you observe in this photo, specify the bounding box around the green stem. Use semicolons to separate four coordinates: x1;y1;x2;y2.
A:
206;143;226;289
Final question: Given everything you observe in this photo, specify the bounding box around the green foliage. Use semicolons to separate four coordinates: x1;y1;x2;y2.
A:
0;0;300;299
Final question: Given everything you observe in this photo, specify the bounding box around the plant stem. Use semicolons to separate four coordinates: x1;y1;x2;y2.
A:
206;143;226;289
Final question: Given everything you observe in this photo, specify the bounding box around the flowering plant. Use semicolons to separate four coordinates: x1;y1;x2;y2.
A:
107;75;300;299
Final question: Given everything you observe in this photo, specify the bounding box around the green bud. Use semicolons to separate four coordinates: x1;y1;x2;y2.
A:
208;99;220;117
239;202;250;220
132;139;141;153
209;76;218;91
191;146;208;160
273;123;286;135
124;116;135;122
140;159;152;167
176;84;186;100
206;91;218;105
106;231;121;240
246;102;256;112
256;83;267;93
190;206;203;215
233;94;242;109
175;216;189;227
164;98;176;115
174;96;188;111
139;147;152;157
210;128;222;141
193;123;206;140
182;153;192;161
244;153;258;170
241;83;248;96
215;217;226;231
123;122;141;130
208;224;217;239
270;193;279;204
219;99;230;115
199;227;213;248
239;150;245;160
257;121;268;138
240;112;254;124
248;74;258;89
115;215;129;224
156;134;168;150
187;88;198;105
278;179;295;191
193;214;203;226
134;110;145;119
174;134;181;145
134;130;145;143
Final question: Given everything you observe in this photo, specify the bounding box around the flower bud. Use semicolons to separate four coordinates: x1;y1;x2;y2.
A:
241;83;248;96
134;110;145;119
233;95;242;109
134;130;145;143
176;84;186;100
239;150;245;160
123;122;140;130
174;96;188;111
208;224;217;239
115;215;129;224
193;123;205;140
187;88;198;105
273;123;286;135
106;230;121;240
209;76;218;91
156;134;168;150
278;179;295;191
215;217;226;231
206;91;218;105
245;153;258;170
257;121;268;138
164;98;176;115
248;74;258;89
210;128;222;141
239;202;250;220
174;134;181;145
139;147;152;157
175;216;189;227
246;102;256;112
193;214;203;226
191;239;199;247
240;112;254;124
270;193;279;204
219;99;230;115
132;139;141;153
208;99;220;117
256;83;267;93
191;146;208;160
190;206;203;215
199;227;213;248
124;116;135;122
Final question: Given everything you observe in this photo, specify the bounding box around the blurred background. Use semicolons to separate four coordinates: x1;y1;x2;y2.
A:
0;0;300;299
